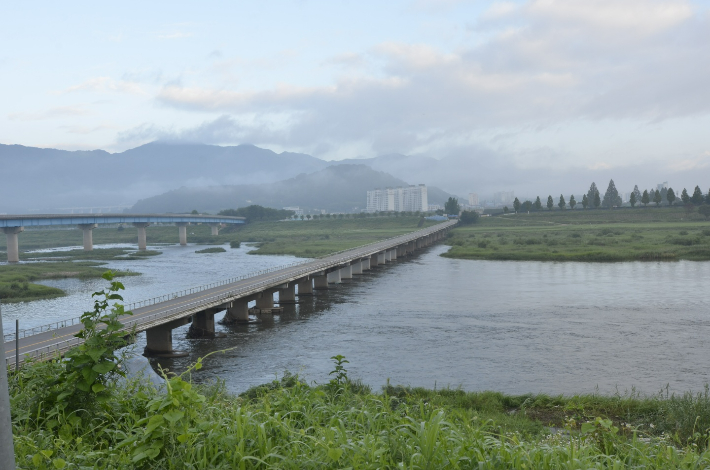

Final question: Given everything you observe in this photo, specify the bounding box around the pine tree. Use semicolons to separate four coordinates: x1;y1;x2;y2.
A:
642;190;650;206
653;190;662;206
569;195;576;209
692;186;704;205
513;197;521;213
602;179;622;208
582;194;589;209
534;196;542;211
587;183;599;205
558;194;566;209
593;190;601;209
629;192;637;207
666;188;676;206
633;185;642;204
681;188;690;204
547;195;554;210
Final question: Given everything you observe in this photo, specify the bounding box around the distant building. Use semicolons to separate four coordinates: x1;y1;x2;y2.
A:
283;206;303;216
468;193;479;206
428;204;442;212
657;182;668;191
367;185;428;212
493;191;515;206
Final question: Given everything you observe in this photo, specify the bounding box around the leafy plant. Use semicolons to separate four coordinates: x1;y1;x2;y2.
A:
329;354;349;388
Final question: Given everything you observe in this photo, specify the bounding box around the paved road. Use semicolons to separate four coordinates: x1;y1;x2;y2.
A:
4;220;457;366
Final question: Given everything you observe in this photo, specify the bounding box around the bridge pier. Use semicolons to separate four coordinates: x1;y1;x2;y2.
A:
278;283;297;304
390;248;397;260
371;254;379;266
222;299;250;324
188;307;221;338
176;222;189;246
361;258;371;270
256;289;275;309
209;223;221;236
351;260;362;274
340;264;352;279
297;278;313;296
144;318;190;357
2;227;23;263
132;222;150;250
313;275;329;290
327;269;341;284
378;252;386;264
77;223;97;251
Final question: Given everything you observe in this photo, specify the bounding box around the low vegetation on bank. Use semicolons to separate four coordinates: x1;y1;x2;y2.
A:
445;207;710;262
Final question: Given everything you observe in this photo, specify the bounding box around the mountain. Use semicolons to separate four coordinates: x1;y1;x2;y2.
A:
131;164;454;214
0;142;328;213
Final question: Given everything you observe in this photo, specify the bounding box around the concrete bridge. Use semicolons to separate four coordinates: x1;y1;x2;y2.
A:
3;219;457;366
0;214;245;263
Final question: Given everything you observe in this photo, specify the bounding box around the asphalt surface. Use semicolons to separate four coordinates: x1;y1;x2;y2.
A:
4;220;457;365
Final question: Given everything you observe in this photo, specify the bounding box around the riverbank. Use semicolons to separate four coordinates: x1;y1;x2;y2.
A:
9;356;710;468
445;207;710;261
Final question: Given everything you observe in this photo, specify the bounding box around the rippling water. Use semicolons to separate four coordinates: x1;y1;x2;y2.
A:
5;242;710;396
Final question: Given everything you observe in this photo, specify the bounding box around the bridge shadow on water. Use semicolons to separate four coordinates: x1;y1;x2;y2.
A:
144;249;431;383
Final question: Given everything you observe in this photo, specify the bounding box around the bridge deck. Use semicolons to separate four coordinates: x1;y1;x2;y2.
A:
3;220;456;365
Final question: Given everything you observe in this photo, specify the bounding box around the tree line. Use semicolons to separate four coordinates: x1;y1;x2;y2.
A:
510;180;710;215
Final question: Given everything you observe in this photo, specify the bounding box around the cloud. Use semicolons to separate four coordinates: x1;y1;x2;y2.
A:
8;106;88;121
157;31;194;40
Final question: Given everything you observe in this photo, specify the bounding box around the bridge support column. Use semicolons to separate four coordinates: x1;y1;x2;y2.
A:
256;290;275;309
391;248;397;260
340;264;352;279
378;252;386;264
209;223;221;236
144;318;189;357
361;258;371;270
327;269;341;284
3;227;23;263
78;223;97;251
176;222;189;246
222;299;249;324
188;308;219;338
278;284;297;304
371;254;379;266
297;278;313;296
133;222;150;250
351;261;362;274
313;275;328;290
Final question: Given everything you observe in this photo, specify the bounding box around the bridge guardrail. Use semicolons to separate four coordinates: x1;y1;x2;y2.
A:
4;220;456;345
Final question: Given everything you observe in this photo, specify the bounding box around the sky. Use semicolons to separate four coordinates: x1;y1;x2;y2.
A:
2;0;710;196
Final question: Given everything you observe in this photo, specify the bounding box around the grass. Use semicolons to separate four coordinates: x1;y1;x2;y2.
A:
0;262;138;302
9;358;710;469
445;206;710;261
195;247;226;254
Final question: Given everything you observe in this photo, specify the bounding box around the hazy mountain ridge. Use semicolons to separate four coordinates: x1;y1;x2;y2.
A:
131;164;454;214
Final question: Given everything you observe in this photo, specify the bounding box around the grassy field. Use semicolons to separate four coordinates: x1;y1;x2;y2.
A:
445;206;710;262
10;355;710;468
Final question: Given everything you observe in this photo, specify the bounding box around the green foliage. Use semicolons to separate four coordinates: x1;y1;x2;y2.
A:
218;205;294;221
194;247;226;253
547;195;554;210
602;179;622;208
569;194;576;209
692;185;705;205
513;197;521;212
654;189;663;206
582;194;589;209
459;210;479;225
681;188;690;204
699;205;710;219
229;240;241;248
444;197;460;215
642;189;651;206
328;354;350;388
534;196;542;211
558;194;566;209
667;187;676;205
630;191;637;207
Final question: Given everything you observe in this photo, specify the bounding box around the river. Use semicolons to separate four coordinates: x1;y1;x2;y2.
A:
4;242;710;396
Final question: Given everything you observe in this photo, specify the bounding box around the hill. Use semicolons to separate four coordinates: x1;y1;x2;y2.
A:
131;164;454;213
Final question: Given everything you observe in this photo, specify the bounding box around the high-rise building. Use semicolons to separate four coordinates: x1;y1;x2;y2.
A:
367;185;428;212
468;193;479;206
493;191;515;206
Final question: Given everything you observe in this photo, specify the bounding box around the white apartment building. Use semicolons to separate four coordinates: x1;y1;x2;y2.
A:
493;191;515;206
367;184;428;212
468;192;479;206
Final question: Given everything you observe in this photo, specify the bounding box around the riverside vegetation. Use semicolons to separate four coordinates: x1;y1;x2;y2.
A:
445;206;710;262
9;274;710;468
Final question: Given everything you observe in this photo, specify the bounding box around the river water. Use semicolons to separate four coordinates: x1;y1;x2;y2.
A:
4;242;710;396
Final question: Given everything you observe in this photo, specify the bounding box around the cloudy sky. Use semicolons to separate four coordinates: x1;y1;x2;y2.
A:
2;0;710;193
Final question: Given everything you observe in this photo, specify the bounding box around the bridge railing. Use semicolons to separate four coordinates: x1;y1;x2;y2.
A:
4;220;456;344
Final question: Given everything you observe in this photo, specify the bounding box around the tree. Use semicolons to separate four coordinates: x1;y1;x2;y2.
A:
587;182;599;206
534;196;543;211
569;195;576;209
582;194;589;209
602;179;622;208
666;188;676;206
699;205;710;219
503;206;509;213
692;185;704;205
547;195;554;210
444;197;461;215
641;190;650;206
558;194;566;209
521;200;533;212
632;185;642;204
513;197;521;213
653;190;662;207
629;191;637;207
459;210;480;224
306;214;311;220
681;188;690;204
593;190;601;209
